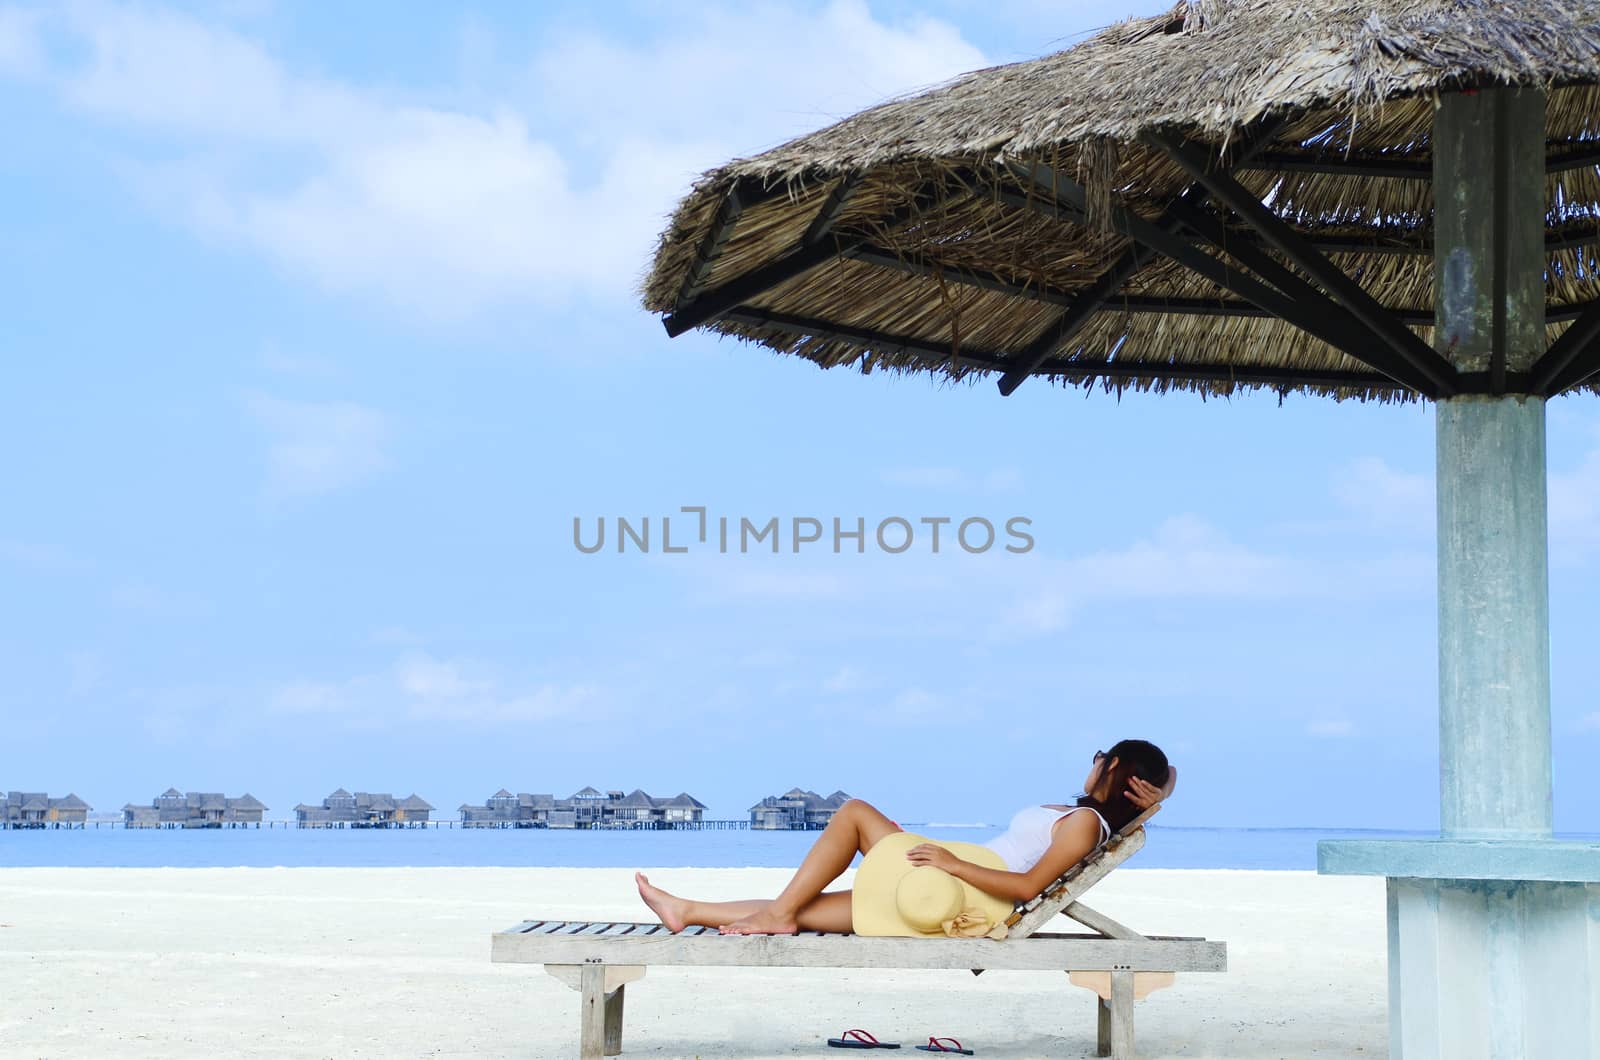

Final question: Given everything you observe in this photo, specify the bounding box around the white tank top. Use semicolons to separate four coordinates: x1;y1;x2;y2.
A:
982;804;1111;873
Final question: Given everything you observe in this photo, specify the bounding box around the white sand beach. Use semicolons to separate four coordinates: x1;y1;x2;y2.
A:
0;867;1385;1059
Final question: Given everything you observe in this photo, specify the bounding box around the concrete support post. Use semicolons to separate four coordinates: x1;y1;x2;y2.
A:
1435;398;1552;838
1433;85;1553;842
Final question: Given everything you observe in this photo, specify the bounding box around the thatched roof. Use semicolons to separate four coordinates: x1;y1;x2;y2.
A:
615;789;656;809
642;0;1600;403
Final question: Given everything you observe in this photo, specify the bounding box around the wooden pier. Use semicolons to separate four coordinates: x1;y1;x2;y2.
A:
0;821;86;830
26;819;756;831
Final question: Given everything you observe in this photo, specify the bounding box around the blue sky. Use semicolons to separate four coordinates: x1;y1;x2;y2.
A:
0;0;1596;831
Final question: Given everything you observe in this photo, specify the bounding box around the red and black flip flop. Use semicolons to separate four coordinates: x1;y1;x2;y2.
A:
827;1028;902;1049
915;1037;974;1054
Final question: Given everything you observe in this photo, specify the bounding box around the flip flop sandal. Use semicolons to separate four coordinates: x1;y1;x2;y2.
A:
828;1028;901;1049
915;1037;974;1054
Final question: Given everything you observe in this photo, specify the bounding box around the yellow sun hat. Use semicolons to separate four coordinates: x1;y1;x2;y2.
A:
851;832;1013;939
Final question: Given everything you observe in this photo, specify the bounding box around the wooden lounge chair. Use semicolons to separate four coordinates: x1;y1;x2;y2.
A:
491;806;1224;1059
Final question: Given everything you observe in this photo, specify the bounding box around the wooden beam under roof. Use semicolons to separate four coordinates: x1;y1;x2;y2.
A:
998;163;1438;395
663;178;940;338
1147;129;1459;397
1531;301;1600;395
1232;138;1600;180
993;117;1290;396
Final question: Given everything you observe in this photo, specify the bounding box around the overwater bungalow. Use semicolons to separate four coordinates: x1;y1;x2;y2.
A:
562;787;707;829
122;788;267;828
656;792;709;824
0;791;89;829
459;790;558;828
748;788;851;830
462;787;707;828
293;788;434;828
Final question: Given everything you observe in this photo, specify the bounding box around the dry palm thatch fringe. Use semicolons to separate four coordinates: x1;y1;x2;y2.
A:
644;0;1600;403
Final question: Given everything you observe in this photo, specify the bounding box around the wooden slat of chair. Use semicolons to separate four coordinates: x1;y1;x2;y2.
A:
1007;805;1160;939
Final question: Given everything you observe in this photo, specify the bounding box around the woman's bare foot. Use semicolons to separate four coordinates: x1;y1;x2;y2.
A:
719;907;798;935
635;872;689;933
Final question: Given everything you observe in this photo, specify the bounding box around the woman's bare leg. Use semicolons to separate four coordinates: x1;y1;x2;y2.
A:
794;891;853;932
634;875;760;932
634;799;899;935
723;799;899;934
635;876;854;933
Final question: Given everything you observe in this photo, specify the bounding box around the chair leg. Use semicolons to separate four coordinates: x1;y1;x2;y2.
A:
579;965;606;1060
547;963;646;1056
1096;996;1112;1057
1108;970;1135;1059
603;983;626;1056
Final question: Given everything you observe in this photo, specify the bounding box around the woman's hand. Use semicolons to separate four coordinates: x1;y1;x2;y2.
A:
1125;764;1177;808
904;843;960;872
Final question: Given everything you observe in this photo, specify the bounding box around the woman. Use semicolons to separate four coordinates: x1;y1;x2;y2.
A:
636;739;1174;936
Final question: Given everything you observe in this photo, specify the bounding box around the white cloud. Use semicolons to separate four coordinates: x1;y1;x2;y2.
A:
245;392;388;499
396;655;493;700
1063;514;1296;597
716;566;856;600
0;8;41;76
8;2;987;319
878;686;944;723
999;513;1427;635
260;345;339;379
1332;456;1432;529
822;666;869;693
270;652;598;727
530;2;985;160
1004;515;1302;633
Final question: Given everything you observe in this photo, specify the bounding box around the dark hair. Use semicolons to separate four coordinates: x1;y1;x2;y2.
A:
1075;738;1170;836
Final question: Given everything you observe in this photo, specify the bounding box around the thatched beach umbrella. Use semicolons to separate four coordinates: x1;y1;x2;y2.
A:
644;2;1600;1055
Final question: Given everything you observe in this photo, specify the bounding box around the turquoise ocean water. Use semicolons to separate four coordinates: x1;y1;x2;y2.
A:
11;824;1595;870
6;819;1593;871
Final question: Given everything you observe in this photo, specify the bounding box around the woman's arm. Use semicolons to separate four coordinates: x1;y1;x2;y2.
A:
904;811;1102;904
